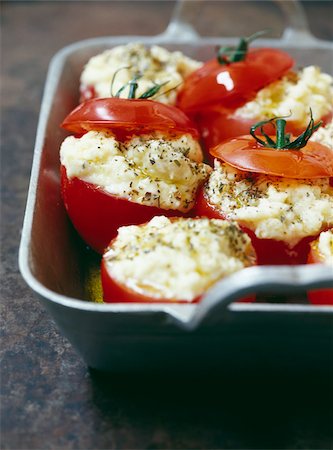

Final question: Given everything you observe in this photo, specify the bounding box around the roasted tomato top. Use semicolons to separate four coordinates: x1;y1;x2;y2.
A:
61;97;199;139
210;114;333;179
210;136;333;179
177;48;294;113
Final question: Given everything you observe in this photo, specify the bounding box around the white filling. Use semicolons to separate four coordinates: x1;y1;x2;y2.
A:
235;66;333;126
80;43;202;104
60;131;211;212
317;230;333;266
103;216;255;301
311;119;333;150
205;161;333;247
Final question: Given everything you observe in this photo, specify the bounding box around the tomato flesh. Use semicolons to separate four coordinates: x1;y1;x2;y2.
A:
177;48;294;113
61;166;182;254
61;97;199;139
210;136;333;179
195;187;316;265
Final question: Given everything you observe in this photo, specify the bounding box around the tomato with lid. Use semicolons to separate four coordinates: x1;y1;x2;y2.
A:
60;86;211;253
196;115;333;265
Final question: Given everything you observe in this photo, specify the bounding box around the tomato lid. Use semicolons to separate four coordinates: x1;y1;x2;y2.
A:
61;97;199;139
211;136;333;179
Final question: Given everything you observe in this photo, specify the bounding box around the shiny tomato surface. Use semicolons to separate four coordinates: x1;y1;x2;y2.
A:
210;136;333;179
61;97;199;140
61;166;181;254
177;48;293;114
195;187;316;265
307;235;333;305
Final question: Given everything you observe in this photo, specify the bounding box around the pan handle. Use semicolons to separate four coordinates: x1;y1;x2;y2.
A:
162;0;200;41
177;264;333;331
276;0;318;44
162;0;319;44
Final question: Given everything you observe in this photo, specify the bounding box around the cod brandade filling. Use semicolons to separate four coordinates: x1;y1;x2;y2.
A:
101;216;256;303
80;43;202;104
204;161;333;248
60;130;211;212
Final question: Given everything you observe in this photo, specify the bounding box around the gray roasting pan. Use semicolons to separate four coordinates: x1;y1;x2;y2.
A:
19;1;333;371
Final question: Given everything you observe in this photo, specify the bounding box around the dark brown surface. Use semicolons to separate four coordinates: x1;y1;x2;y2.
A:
1;1;333;449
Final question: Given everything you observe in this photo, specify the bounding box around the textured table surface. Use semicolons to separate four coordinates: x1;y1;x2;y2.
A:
1;1;333;449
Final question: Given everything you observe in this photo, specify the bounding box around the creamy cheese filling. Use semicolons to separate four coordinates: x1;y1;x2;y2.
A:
235;66;333;126
317;229;333;266
60;131;211;212
205;161;333;247
80;43;202;104
310;119;333;150
103;216;255;301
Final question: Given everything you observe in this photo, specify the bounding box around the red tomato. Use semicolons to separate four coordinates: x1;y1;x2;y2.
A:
198;109;333;152
210;136;333;179
195;187;317;265
307;290;333;305
101;219;256;303
307;234;333;305
61;97;199;140
60;166;182;254
177;49;293;114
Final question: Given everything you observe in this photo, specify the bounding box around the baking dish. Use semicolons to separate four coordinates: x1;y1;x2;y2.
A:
19;0;333;371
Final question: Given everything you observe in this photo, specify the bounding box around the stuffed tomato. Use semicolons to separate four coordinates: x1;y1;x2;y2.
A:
60;98;211;253
80;43;202;104
198;66;333;151
176;32;333;153
307;229;333;305
195;116;333;265
101;216;256;303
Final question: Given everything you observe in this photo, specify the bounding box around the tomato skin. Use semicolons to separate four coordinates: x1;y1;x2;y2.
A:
307;289;333;305
210;136;333;179
307;237;333;305
177;48;294;114
61;97;199;140
195;187;315;265
61;165;182;254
